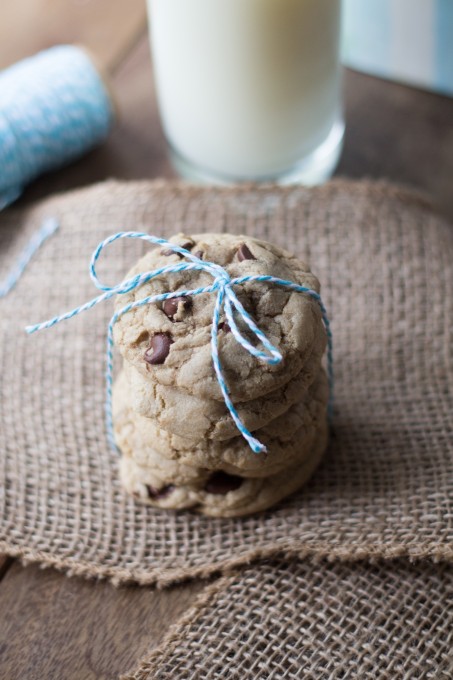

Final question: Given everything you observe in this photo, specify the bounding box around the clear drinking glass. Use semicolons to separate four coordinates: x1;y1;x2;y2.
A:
148;0;344;186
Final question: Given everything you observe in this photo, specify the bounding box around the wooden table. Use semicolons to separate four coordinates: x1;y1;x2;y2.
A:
1;3;453;678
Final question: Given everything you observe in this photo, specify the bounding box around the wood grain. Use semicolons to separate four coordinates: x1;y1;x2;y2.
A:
338;69;453;220
0;0;147;72
0;556;12;581
0;561;204;680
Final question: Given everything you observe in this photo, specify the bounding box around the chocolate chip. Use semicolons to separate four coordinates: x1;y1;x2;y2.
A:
146;484;175;500
144;333;173;365
193;250;203;260
161;241;193;257
218;321;231;333
162;296;192;320
237;244;256;262
205;471;242;495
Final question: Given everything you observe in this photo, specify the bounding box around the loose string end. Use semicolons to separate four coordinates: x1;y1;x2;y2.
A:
1;217;59;300
248;437;268;454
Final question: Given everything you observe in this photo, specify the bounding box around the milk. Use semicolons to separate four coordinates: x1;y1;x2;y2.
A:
148;0;343;183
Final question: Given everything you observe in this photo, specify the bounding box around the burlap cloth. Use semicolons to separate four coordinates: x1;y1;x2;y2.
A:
125;558;453;679
0;179;452;587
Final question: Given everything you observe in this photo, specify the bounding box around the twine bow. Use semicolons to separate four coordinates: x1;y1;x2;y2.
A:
26;232;333;453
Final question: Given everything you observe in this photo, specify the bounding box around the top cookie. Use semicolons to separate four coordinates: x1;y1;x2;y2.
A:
113;233;325;402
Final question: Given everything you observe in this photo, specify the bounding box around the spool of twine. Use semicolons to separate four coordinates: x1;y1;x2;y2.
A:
0;45;115;210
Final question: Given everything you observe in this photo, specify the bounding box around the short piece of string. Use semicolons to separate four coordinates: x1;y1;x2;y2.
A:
0;217;59;298
25;231;333;454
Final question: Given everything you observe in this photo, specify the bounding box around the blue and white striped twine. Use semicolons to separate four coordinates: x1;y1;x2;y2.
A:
0;217;59;298
24;232;333;454
0;45;114;211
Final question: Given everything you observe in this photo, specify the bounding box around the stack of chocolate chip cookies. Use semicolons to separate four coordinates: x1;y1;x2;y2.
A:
112;233;328;517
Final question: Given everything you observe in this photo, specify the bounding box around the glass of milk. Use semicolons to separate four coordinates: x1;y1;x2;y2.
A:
148;0;344;185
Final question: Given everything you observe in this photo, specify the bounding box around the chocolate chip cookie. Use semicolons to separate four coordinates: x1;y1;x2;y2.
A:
120;317;326;441
113;233;325;402
119;424;328;517
113;368;328;477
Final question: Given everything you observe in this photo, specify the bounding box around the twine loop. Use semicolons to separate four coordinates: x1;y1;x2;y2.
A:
27;232;333;453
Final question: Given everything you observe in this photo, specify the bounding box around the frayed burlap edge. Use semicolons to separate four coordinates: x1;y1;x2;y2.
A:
2;539;451;589
14;176;435;222
121;571;235;679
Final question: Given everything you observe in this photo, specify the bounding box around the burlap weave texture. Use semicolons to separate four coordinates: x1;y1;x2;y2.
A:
126;559;453;679
0;180;452;585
